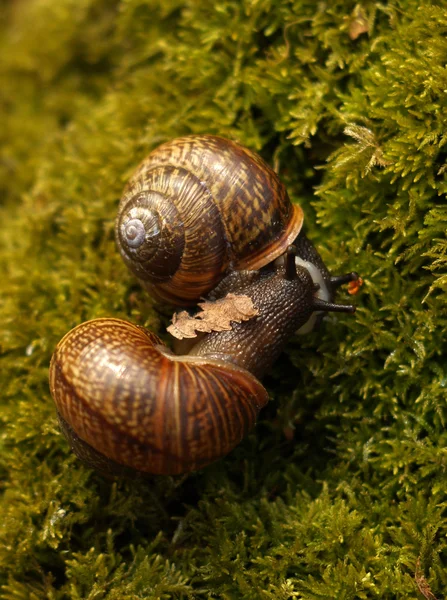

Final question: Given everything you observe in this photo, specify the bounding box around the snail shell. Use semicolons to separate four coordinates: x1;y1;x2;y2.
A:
116;135;303;305
49;318;268;475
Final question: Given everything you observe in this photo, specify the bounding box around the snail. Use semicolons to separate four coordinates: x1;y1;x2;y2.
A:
116;134;305;305
49;247;359;476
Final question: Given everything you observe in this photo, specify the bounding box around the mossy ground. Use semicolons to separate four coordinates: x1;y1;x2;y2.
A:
1;1;446;598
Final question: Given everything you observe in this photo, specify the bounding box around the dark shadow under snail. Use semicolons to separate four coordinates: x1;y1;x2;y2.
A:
49;135;361;476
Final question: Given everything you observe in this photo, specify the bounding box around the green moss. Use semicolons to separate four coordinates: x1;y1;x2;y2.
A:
1;0;446;597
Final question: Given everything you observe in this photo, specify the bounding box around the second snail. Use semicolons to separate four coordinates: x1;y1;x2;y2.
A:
49;135;361;476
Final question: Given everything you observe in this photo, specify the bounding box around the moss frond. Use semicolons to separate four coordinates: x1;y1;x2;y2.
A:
1;1;446;597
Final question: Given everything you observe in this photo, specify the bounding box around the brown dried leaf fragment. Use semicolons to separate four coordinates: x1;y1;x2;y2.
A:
415;558;438;600
348;276;364;295
167;294;259;340
167;311;214;339
347;5;370;40
197;293;259;328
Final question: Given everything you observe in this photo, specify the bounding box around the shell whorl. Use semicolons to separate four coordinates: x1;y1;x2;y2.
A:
49;318;268;475
116;165;227;299
116;135;304;305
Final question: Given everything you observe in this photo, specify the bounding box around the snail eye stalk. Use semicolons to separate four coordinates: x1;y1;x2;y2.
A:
330;272;360;289
284;245;298;281
312;298;356;314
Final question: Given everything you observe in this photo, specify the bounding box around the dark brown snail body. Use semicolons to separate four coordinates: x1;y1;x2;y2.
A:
50;135;361;476
116;135;304;305
50;248;358;476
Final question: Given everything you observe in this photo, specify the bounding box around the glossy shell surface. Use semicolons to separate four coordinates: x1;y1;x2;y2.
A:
116;135;303;304
49;318;268;475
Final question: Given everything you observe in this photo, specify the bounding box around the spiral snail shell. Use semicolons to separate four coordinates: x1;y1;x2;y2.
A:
116;135;304;305
50;318;268;475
